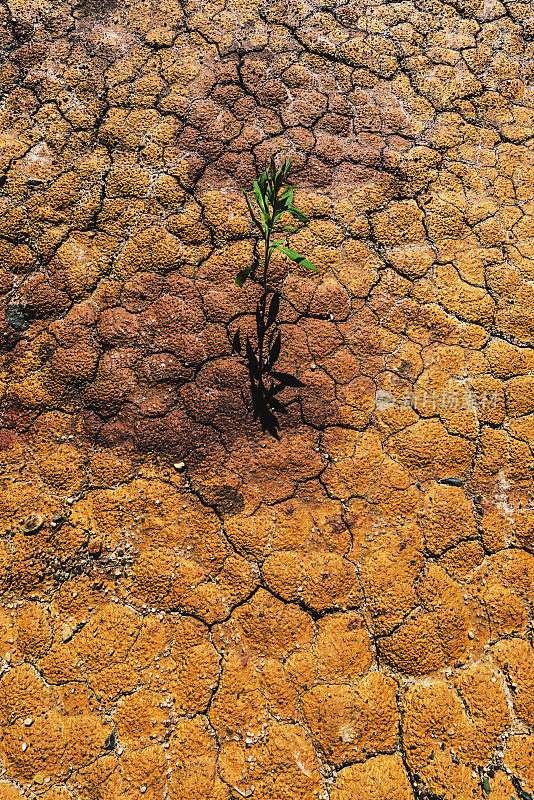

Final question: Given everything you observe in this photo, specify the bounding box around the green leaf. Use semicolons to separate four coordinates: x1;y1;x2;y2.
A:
253;180;270;223
273;188;294;222
288;206;309;223
243;190;264;233
254;181;272;226
235;264;253;287
276;161;291;191
273;158;291;186
279;188;294;206
273;243;318;272
258;170;267;191
282;157;291;178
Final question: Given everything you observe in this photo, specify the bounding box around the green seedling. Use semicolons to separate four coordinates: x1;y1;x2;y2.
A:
232;156;317;438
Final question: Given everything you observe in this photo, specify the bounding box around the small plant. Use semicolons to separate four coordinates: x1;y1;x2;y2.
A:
232;156;317;438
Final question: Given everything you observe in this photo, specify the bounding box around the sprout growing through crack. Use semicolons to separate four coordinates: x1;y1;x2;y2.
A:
232;156;317;438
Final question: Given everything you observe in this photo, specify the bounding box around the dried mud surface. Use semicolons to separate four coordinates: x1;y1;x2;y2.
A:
2;0;534;797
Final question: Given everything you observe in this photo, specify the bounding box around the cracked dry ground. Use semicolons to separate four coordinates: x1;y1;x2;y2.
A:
4;0;534;799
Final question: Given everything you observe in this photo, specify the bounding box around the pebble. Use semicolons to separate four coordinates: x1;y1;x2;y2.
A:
104;731;116;750
21;513;44;535
88;539;102;557
62;624;74;643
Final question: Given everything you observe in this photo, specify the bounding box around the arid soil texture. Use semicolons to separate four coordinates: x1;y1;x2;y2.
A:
2;0;534;797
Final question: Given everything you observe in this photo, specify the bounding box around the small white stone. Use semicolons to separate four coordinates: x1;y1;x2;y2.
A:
174;462;185;471
23;717;33;727
62;623;74;643
21;743;27;752
140;786;147;794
